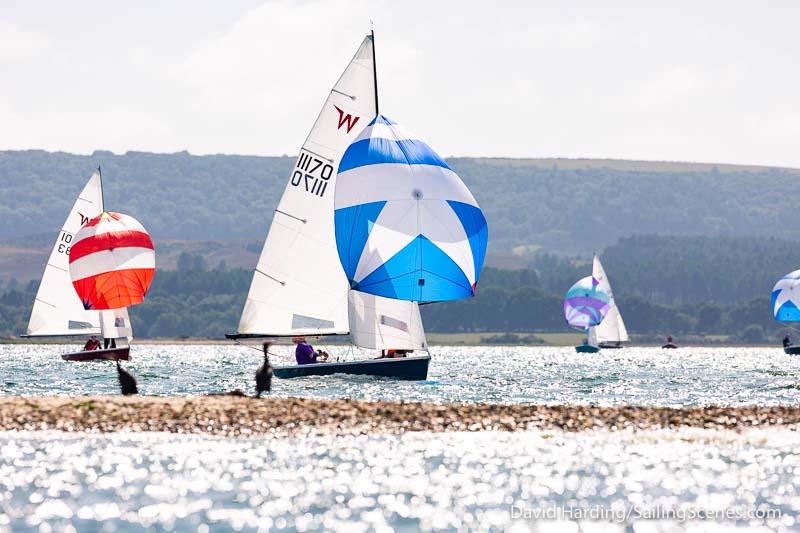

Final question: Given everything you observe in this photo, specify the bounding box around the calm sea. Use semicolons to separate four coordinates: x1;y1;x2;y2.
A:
0;344;798;405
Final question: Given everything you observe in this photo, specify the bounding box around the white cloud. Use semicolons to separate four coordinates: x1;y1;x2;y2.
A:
2;1;800;167
0;95;175;154
630;66;741;110
0;19;47;63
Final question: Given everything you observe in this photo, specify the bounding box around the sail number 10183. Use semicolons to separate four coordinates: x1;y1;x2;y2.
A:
56;231;72;255
291;151;333;197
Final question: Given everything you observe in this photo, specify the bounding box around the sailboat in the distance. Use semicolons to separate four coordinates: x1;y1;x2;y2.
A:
24;168;155;362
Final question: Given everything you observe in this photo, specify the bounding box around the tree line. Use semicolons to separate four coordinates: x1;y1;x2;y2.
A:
0;248;789;342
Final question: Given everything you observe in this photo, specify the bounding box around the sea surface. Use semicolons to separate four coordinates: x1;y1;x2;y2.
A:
1;344;799;406
0;428;796;532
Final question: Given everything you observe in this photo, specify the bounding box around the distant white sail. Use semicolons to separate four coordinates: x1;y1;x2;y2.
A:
237;35;377;336
348;290;427;351
26;171;104;337
590;255;629;343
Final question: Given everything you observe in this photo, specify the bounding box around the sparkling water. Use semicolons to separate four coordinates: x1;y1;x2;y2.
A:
0;344;798;406
0;428;796;532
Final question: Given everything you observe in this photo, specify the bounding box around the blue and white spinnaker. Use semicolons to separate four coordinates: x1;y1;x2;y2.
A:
772;269;800;322
334;116;488;302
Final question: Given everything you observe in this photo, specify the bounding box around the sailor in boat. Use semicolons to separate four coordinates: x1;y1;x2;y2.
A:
377;349;410;359
82;336;101;352
783;334;791;349
293;336;329;365
104;337;117;350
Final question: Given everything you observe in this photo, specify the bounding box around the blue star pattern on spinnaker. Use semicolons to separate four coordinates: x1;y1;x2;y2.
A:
563;276;611;330
333;115;488;302
772;269;800;322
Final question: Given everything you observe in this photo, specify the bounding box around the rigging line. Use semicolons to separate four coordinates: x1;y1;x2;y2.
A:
274;209;307;224
255;268;286;286
331;88;356;100
235;339;282;357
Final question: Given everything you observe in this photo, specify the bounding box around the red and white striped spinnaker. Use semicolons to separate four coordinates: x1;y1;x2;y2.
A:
68;212;155;310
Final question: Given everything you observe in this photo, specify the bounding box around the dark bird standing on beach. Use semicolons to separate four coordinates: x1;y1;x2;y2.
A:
116;360;138;395
255;343;273;398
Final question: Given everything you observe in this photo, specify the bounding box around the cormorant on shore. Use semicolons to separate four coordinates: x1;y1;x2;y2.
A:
255;343;273;398
116;360;138;395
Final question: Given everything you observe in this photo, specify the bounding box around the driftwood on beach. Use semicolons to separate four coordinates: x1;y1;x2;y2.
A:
0;396;797;437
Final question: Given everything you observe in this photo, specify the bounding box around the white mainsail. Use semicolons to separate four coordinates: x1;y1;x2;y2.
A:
237;35;378;336
348;290;427;351
589;254;629;344
26;171;104;336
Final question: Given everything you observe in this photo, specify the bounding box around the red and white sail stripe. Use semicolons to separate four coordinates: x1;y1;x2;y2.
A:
68;212;156;310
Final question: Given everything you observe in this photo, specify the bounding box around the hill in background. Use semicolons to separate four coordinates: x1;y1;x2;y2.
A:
1;150;798;259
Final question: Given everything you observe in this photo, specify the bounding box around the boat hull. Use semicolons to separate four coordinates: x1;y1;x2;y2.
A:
62;347;130;362
273;355;431;380
784;345;800;355
575;345;600;353
661;343;678;349
598;342;624;349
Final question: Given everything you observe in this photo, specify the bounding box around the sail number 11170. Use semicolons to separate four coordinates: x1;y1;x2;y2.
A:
291;151;333;197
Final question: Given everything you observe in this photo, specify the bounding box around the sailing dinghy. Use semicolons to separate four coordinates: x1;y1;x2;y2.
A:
588;255;629;349
771;269;800;354
24;169;155;362
228;32;488;380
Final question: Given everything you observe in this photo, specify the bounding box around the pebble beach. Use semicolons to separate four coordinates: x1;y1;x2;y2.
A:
1;396;798;437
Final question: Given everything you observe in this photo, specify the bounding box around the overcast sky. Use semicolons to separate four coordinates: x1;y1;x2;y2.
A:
2;1;798;166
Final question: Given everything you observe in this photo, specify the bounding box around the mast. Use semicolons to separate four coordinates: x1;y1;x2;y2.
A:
98;165;105;212
371;29;379;115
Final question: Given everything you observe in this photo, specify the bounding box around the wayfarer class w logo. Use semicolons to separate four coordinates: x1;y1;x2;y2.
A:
334;105;360;133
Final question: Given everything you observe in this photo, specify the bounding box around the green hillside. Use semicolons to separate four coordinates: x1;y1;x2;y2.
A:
1;150;798;256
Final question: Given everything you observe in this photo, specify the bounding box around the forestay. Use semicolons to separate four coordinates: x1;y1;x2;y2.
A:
590;255;629;343
237;36;377;336
772;269;800;321
334;116;488;302
26;171;103;336
348;290;426;351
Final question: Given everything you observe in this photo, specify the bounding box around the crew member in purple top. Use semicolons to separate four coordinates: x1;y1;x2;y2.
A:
293;336;329;365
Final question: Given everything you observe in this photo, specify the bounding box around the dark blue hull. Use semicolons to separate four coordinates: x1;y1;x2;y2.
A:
575;344;600;353
784;345;800;355
273;355;431;380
